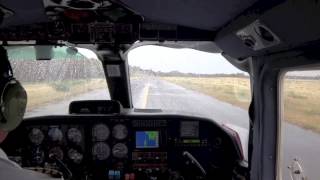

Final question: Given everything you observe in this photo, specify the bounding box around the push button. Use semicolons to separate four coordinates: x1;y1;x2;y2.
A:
108;170;121;180
108;170;115;180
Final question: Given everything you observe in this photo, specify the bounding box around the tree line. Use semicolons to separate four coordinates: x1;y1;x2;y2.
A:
129;66;249;78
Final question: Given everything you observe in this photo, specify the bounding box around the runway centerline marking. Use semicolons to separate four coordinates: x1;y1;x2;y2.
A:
141;83;150;108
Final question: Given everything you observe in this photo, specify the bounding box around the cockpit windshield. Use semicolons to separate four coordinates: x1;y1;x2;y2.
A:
6;46;110;118
128;45;251;129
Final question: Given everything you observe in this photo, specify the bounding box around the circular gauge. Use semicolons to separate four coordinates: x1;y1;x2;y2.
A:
112;124;128;140
92;124;110;141
49;147;64;160
92;142;110;160
48;127;63;142
67;128;82;144
30;147;45;165
112;143;128;158
68;149;83;164
28;128;44;145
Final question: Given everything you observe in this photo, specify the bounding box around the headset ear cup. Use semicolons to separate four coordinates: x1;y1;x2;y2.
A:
0;80;27;131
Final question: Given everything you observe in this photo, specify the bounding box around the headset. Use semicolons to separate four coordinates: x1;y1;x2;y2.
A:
0;47;27;132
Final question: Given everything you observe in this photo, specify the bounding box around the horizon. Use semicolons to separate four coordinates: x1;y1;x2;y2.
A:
128;45;244;75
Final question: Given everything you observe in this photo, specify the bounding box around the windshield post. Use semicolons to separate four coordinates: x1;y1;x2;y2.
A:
102;54;133;108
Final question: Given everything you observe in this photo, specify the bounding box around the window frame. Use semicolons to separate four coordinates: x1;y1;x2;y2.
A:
278;66;320;180
273;51;320;180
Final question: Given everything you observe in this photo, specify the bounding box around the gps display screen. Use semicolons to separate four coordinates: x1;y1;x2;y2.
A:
135;131;159;148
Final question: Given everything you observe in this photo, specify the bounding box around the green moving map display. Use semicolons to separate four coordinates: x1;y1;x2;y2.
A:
136;131;159;148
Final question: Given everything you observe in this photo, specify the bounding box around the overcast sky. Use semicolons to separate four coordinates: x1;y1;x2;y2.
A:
127;45;243;74
78;45;320;76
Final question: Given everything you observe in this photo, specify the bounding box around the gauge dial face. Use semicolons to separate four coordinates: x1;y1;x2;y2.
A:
112;143;128;158
67;128;82;144
49;147;64;160
48;127;63;142
92;124;110;141
112;124;128;140
28;128;44;145
92;142;110;160
68;149;83;164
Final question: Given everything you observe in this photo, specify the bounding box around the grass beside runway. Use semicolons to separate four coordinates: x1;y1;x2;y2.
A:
162;77;251;109
23;79;107;111
163;76;320;133
283;79;320;133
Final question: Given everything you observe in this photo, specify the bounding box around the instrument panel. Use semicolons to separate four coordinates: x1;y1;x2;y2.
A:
2;114;243;180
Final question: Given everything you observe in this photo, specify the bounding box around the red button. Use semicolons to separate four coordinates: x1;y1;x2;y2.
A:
129;173;135;180
124;174;130;180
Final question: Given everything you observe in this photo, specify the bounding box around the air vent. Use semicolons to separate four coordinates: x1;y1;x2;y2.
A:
255;26;274;42
236;20;281;51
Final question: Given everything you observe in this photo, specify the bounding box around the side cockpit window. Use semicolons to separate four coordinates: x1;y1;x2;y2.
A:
281;70;320;180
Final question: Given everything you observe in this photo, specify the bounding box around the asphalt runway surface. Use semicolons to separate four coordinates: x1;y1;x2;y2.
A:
26;78;320;180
